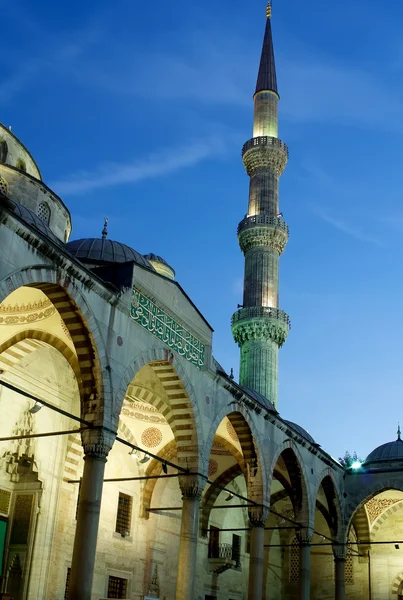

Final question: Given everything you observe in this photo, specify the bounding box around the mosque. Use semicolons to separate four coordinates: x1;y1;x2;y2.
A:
0;2;402;600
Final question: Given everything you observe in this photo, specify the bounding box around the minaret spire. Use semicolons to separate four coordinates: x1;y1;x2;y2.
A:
232;4;289;408
255;2;278;97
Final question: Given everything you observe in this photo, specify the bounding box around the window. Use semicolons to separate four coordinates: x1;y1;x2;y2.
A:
289;536;299;583
0;139;8;163
107;576;127;599
37;202;50;225
115;493;132;535
232;534;241;567
64;567;71;599
208;525;220;558
16;158;26;172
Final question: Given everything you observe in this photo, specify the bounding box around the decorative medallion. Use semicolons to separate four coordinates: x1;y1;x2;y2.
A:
208;459;218;477
141;427;163;448
226;420;238;441
130;288;205;370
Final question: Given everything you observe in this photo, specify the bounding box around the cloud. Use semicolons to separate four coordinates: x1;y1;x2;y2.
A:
311;205;384;246
51;136;228;196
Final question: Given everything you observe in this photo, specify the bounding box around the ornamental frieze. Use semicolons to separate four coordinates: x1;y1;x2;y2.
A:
130;288;205;370
232;317;289;347
0;306;56;325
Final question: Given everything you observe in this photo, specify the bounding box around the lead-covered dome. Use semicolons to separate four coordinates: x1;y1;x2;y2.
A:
66;238;155;270
285;420;316;445
365;429;403;464
144;253;175;280
7;199;60;245
239;385;277;413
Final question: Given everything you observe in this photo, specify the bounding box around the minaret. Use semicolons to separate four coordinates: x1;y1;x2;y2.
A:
232;1;290;408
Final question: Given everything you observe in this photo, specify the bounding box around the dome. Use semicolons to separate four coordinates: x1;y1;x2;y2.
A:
65;238;155;270
240;385;276;412
9;199;60;245
365;431;403;464
144;253;175;280
285;420;316;445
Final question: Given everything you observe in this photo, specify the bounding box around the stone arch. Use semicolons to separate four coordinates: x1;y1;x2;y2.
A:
269;441;312;527
0;267;112;423
314;471;343;537
116;348;202;472
205;401;268;504
141;439;177;518
350;505;370;557
372;500;403;538
0;329;82;394
200;463;243;535
345;478;403;532
392;572;403;596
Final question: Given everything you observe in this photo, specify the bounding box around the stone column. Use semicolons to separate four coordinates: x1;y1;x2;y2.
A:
334;544;346;600
175;475;205;600
248;508;268;600
67;428;115;600
297;528;313;600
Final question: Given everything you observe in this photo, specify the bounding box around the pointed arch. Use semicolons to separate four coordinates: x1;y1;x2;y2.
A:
141;439;177;518
344;477;403;532
116;348;202;472
205;401;268;504
0;266;112;423
314;471;343;538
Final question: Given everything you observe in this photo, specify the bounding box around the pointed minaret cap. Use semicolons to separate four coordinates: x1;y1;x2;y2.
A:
102;217;109;239
398;423;401;441
255;1;278;97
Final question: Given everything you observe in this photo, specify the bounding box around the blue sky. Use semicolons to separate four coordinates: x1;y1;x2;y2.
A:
2;0;403;460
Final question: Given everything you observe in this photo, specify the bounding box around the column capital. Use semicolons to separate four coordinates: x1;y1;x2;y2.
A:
248;506;269;528
296;527;314;545
179;474;205;500
81;427;115;459
333;543;347;560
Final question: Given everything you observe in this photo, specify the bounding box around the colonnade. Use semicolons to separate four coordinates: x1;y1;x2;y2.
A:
66;428;346;600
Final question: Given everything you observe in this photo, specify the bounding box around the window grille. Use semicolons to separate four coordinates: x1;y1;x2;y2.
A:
289;536;299;583
107;576;127;599
37;202;50;225
345;544;354;585
115;493;132;535
64;567;71;599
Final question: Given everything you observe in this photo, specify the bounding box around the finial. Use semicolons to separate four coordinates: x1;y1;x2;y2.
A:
102;217;108;239
266;1;272;18
229;368;234;380
398;423;401;440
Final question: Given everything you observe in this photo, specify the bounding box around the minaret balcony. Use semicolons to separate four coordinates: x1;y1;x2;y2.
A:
238;215;288;254
242;136;288;176
232;306;290;348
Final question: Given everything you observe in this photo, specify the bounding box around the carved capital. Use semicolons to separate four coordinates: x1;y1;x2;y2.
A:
179;474;205;500
238;224;288;255
248;506;269;528
232;312;290;348
296;527;314;546
333;543;347;560
81;427;115;459
242;137;288;177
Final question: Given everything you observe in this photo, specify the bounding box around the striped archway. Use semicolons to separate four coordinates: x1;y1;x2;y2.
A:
142;439;177;518
0;267;111;422
116;348;202;472
0;329;82;395
392;572;403;596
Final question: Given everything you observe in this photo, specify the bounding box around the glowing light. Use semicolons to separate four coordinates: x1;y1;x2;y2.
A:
351;461;362;469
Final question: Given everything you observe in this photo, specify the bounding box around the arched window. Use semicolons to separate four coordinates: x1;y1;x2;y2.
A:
289;536;299;583
37;202;50;225
16;158;26;172
0;139;8;163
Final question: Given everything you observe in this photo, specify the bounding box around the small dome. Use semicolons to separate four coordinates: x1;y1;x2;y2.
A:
66;238;155;270
144;253;175;280
8;199;60;244
285;420;316;445
365;434;403;464
239;385;276;412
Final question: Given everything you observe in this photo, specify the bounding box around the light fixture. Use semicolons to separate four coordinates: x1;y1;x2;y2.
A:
29;402;42;414
162;462;168;474
351;461;362;470
225;493;234;502
139;454;150;464
129;449;139;460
